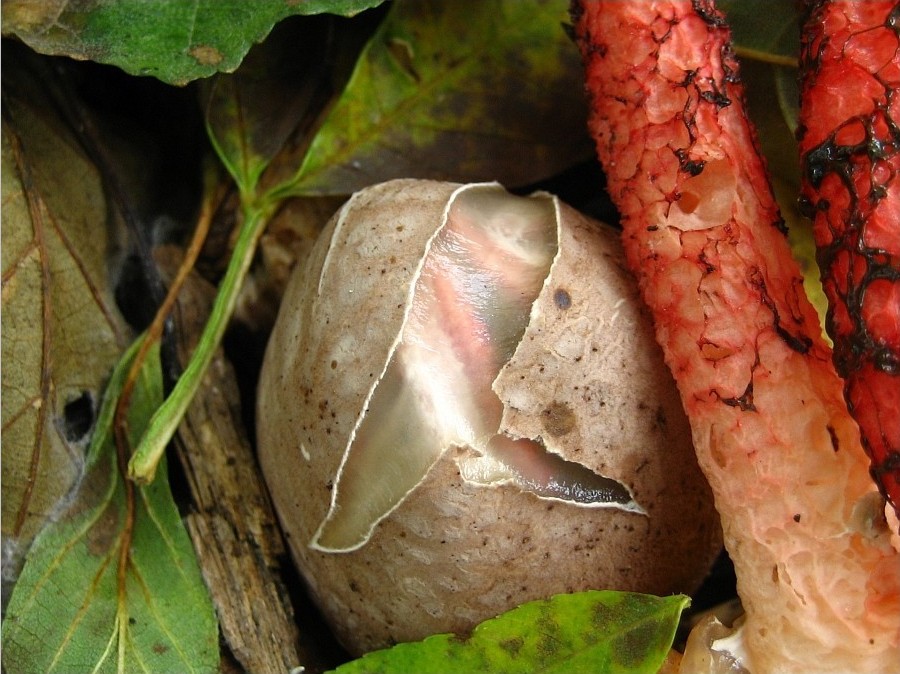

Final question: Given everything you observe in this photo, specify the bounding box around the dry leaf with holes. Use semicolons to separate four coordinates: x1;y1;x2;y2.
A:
1;80;129;585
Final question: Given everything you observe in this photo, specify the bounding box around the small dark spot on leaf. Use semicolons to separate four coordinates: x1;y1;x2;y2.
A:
535;608;562;658
86;505;119;556
615;619;664;668
152;643;169;655
499;636;524;656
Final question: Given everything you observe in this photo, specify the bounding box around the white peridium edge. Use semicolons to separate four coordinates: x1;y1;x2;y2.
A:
486;192;647;515
311;184;647;552
311;183;489;553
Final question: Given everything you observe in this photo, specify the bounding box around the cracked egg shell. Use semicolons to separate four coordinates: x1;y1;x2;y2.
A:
257;179;722;655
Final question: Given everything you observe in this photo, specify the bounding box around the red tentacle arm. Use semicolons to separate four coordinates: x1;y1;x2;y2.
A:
572;2;900;672
798;0;900;518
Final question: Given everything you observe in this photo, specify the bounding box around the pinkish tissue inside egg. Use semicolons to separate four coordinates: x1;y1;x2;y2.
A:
312;187;641;553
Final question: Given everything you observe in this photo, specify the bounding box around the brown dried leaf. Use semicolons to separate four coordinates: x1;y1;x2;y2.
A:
1;74;129;583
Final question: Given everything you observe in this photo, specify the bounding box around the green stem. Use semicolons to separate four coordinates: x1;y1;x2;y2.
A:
732;45;798;68
128;201;271;483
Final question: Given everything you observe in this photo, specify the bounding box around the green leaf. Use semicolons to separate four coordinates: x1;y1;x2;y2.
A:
776;178;830;342
1;340;218;674
719;0;800;66
720;0;802;146
718;0;805;165
775;65;801;134
286;0;592;196
202;14;358;198
1;0;386;85
330;591;688;674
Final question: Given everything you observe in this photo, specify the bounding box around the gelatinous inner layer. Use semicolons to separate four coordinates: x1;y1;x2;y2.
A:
313;187;639;553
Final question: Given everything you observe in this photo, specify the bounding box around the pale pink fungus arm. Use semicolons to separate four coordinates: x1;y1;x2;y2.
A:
572;1;900;672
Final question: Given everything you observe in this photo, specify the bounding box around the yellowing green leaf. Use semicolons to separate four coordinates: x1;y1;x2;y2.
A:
1;0;386;85
1;73;130;581
288;0;591;195
1;341;219;674
331;591;688;674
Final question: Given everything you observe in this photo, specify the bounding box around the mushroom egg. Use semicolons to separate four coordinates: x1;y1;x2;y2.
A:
257;179;722;655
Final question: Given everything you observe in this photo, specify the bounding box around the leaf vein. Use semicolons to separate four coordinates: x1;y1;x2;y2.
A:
128;558;197;672
47;204;128;343
6;122;54;538
46;544;117;673
1;238;38;286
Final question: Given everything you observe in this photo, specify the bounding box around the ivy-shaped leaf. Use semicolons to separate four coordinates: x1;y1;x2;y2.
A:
286;0;592;195
331;591;688;674
1;0;386;85
1;341;219;674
